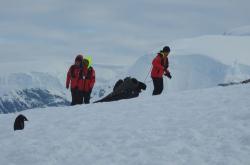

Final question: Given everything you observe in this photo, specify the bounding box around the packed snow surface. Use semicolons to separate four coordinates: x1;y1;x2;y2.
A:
1;84;250;165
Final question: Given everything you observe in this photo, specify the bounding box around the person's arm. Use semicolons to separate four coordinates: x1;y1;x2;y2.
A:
89;68;95;90
164;69;172;79
163;57;172;79
66;66;72;89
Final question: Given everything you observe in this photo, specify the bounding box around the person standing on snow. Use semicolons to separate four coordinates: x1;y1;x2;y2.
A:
66;54;84;105
78;57;95;104
151;46;172;95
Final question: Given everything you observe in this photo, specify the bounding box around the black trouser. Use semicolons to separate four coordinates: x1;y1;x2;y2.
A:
79;91;92;104
152;77;163;95
71;88;83;105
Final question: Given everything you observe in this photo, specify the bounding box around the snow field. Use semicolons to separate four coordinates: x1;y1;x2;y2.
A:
0;84;250;165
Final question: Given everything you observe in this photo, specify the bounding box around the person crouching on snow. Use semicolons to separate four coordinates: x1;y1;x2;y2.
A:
78;57;95;104
66;54;83;105
151;46;172;95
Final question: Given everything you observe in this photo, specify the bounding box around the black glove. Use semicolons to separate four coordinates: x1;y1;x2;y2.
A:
164;71;172;79
168;74;172;79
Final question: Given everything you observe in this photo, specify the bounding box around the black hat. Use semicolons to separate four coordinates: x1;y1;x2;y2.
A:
162;46;170;52
75;54;83;62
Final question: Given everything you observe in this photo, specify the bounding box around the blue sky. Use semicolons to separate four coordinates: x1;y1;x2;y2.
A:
0;0;249;64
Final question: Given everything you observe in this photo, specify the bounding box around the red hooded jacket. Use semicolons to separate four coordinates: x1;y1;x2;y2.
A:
66;65;81;89
151;53;169;78
78;66;95;92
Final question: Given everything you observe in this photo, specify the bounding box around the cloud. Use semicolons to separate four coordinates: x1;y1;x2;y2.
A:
0;0;250;64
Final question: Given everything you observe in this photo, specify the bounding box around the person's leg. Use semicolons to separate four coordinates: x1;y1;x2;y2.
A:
71;88;78;105
152;77;163;95
158;78;164;94
83;91;91;104
78;90;84;104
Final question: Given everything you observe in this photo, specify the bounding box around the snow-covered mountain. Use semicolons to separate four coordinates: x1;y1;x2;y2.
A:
129;54;250;92
0;61;126;113
0;88;69;114
224;25;250;36
129;34;250;93
1;84;250;165
171;35;250;66
1;33;250;113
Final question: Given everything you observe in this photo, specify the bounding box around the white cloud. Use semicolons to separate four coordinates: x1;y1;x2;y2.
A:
0;0;250;64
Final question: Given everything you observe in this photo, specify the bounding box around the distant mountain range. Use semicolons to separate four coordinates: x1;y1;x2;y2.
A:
0;88;70;114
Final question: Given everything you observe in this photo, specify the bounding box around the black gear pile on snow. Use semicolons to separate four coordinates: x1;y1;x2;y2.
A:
14;114;28;131
94;77;146;103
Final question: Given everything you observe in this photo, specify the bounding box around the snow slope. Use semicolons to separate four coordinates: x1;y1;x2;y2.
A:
0;84;250;165
224;25;250;36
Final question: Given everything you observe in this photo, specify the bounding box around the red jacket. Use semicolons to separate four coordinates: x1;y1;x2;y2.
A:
151;53;169;78
78;66;95;92
66;65;81;89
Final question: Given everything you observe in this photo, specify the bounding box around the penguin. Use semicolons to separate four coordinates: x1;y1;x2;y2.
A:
14;114;28;131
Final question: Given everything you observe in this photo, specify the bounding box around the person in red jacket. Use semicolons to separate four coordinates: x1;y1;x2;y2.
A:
151;46;172;95
66;54;83;105
78;58;95;104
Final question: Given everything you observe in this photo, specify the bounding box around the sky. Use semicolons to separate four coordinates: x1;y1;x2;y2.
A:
0;0;250;64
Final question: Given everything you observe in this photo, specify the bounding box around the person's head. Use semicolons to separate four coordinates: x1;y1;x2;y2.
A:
83;56;92;68
82;58;89;68
162;46;170;57
75;54;83;66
